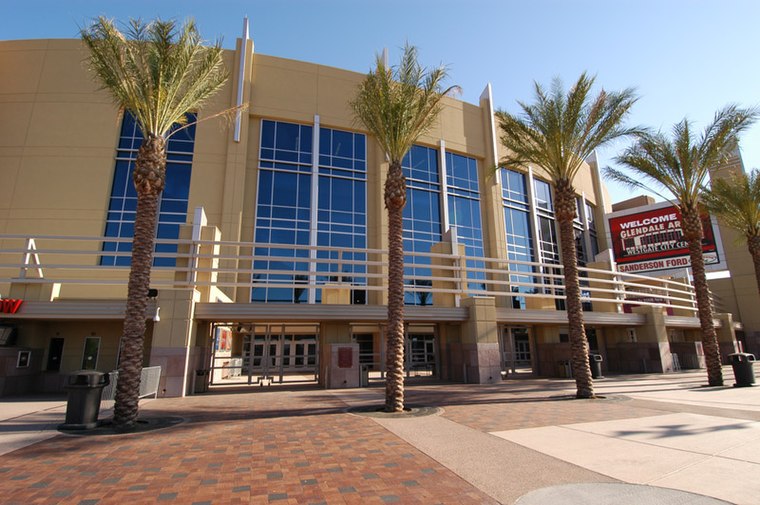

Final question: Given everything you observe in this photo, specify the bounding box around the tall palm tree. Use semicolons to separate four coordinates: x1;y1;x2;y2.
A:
350;45;458;412
497;73;638;398
81;17;228;430
607;106;757;386
702;169;760;314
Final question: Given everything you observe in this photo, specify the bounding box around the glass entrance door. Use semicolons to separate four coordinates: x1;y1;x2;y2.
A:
405;324;438;378
500;326;533;376
241;324;319;385
212;323;319;386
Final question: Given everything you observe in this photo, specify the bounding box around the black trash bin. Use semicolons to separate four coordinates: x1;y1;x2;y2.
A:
589;353;604;379
194;369;209;394
728;353;756;387
59;370;110;430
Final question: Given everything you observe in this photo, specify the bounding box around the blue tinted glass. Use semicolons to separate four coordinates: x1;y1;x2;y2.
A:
161;213;186;223
157;223;180;239
272;172;299;206
403;145;439;185
298;175;311;207
354;135;365;163
254;123;367;303
534;179;553;210
261;120;275;147
160;199;187;214
331;130;352;157
102;110;194;267
299;125;313;153
275;122;300;151
164;166;191;199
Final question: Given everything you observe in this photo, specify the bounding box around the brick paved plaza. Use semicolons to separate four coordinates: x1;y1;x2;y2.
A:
2;369;759;504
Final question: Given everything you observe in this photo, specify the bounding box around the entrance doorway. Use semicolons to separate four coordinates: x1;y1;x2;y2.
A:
210;323;319;387
406;329;437;378
500;326;534;377
351;324;440;384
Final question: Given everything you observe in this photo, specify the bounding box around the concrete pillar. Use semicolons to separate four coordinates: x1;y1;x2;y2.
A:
430;240;467;307
460;296;501;384
715;313;739;360
318;322;353;388
322;285;351;305
8;280;60;301
586;259;621;314
149;288;202;397
632;305;674;373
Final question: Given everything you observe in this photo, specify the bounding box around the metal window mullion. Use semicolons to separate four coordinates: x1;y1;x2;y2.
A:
233;18;249;143
307;115;320;304
439;140;450;232
526;167;543;290
580;193;594;263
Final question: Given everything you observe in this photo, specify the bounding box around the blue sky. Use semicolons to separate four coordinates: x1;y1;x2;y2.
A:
4;0;760;204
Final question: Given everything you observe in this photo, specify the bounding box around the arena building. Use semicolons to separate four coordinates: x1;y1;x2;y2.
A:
0;28;753;397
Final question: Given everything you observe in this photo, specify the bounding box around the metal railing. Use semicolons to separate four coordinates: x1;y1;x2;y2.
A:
100;366;162;401
0;233;703;315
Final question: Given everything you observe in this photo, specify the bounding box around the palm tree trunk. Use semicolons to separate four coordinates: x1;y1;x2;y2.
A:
113;134;166;431
555;180;594;399
384;160;406;412
681;208;723;386
748;236;760;299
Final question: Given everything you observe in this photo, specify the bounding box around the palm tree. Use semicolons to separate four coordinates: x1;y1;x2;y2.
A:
497;73;638;398
81;17;228;430
350;45;458;412
607;106;757;386
702;169;760;315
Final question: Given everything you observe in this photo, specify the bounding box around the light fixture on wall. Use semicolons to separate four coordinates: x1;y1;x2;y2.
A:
153;307;161;322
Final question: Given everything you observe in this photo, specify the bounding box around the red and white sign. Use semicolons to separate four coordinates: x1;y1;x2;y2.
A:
0;299;23;314
607;203;723;275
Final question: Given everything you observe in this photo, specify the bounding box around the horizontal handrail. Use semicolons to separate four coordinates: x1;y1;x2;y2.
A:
0;233;704;314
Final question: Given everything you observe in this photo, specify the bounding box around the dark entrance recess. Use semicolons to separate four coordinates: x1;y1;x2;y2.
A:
47;337;64;371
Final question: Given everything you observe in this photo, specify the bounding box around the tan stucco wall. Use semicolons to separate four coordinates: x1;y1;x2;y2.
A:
0;39;610;306
709;153;760;344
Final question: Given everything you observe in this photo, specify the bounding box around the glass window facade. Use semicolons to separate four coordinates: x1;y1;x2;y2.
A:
586;201;599;259
253;120;314;303
403;145;442;305
501;169;535;308
532;178;563;309
253;120;367;303
316;127;367;302
446;152;485;292
101;111;196;267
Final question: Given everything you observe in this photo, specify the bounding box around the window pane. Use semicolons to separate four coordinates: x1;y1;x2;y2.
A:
101;111;195;267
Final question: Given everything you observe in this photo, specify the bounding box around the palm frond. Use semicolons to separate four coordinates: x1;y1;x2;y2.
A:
703;169;760;242
81;16;229;139
497;72;638;186
612;107;758;211
350;44;458;163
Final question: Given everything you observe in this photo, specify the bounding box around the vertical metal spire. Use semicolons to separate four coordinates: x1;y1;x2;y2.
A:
233;17;250;143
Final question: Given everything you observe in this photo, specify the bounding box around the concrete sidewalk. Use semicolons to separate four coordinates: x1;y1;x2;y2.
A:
0;367;757;504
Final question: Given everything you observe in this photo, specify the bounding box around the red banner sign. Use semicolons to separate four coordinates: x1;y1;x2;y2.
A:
608;205;719;274
0;299;23;314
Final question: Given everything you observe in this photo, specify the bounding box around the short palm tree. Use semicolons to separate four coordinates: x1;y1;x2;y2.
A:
350;45;458;412
497;73;638;398
703;169;760;308
81;17;228;430
607;106;757;386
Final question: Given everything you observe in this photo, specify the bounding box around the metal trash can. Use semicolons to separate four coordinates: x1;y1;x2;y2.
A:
589;353;604;379
194;369;209;394
59;370;110;430
728;353;756;387
558;360;572;378
360;365;369;387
